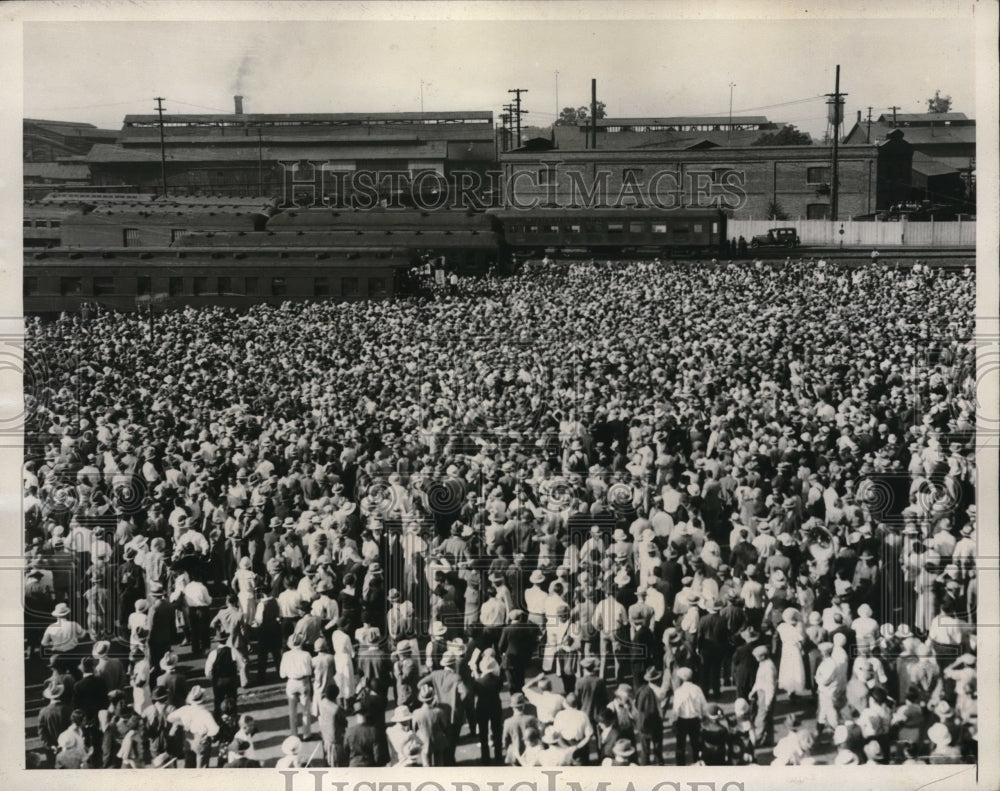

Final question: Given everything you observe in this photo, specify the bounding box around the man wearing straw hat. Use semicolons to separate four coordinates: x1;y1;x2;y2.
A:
280;632;314;740
166;685;219;768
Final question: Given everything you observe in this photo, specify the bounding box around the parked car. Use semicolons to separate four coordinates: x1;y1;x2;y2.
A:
750;227;800;248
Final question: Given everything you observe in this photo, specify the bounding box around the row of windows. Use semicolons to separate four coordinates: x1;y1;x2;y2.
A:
24;220;61;229
508;221;714;236
25;276;386;299
535;166;832;185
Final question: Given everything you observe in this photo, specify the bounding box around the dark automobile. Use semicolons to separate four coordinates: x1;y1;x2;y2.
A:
750;227;799;248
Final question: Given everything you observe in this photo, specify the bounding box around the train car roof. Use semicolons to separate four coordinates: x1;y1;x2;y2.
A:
174;230;498;248
267;208;492;229
487;206;728;219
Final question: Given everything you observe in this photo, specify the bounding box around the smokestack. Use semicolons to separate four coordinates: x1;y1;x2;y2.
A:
856;109;861;124
591;79;597;149
234;95;244;115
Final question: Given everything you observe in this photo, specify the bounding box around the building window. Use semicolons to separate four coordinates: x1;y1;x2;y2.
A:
123;227;141;247
137;276;151;296
218;276;232;294
49;220;61;229
314;277;330;297
271;277;288;296
192;276;209;296
170;228;189;243
168;277;183;296
369;277;387;296
93;277;115;296
60;277;83;296
23;220;32;228
341;277;360;297
807;166;831;184
807;203;830;219
245;277;259;294
24;277;39;296
622;167;643;182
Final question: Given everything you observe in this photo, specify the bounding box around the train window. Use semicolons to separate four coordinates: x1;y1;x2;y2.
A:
547;224;560;233
60;277;83;296
607;223;624;234
528;224;541;233
271;277;288;296
193;276;210;296
672;226;690;235
807;167;831;184
567;224;581;233
170;228;190;243
94;277;115;296
629;222;645;234
169;277;184;296
218;276;233;294
136;276;151;296
693;224;703;233
712;222;719;234
652;224;668;233
24;277;39;296
314;277;330;297
123;227;141;247
341;277;360;297
369;277;387;296
245;277;259;294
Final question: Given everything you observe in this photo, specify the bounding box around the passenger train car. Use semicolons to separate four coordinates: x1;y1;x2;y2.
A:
488;207;728;257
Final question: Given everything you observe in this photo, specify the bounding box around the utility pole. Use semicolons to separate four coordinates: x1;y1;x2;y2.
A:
866;106;873;143
257;128;264;197
508;88;528;149
825;66;846;221
154;97;167;196
555;71;559;121
889;105;900;127
590;79;597;149
728;82;736;145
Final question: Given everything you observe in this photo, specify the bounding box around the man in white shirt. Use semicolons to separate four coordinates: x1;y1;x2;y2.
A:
522;674;565;728
183;576;213;655
552;692;593;764
671;666;706;765
41;602;87;654
167;685;220;767
592;591;627;680
280;633;314;739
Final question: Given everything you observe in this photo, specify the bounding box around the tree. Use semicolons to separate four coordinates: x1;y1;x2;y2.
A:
555;101;607;126
752;124;812;146
766;200;789;221
927;90;952;113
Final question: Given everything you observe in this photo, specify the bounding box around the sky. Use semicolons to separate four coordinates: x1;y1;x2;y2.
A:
21;13;977;140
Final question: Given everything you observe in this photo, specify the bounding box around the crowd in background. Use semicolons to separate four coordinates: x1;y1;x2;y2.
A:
23;258;977;768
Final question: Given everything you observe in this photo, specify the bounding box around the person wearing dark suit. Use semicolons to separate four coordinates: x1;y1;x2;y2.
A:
634;667;666;765
595;708;622;764
73;657;109;767
731;627;763;702
624;616;662;690
37;683;73;759
145;585;175;687
343;700;388;766
252;587;282;682
695;599;728;697
419;653;469;763
498;610;540;694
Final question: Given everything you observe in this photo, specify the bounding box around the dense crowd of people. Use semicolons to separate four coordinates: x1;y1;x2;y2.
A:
22;257;977;769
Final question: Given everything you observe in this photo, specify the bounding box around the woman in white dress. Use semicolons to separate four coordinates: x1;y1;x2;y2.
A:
331;618;356;701
776;607;807;697
231;557;258;624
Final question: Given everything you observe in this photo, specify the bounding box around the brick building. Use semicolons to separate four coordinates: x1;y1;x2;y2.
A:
499;132;913;220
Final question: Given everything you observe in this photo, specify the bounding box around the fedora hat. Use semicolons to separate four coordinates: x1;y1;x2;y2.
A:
430;621;448;638
390;705;412;723
529;569;546;584
151;685;168;702
92;640;111;658
159;652;178;671
418;685;436;703
644;666;663;683
612;738;636;759
43;683;65;701
51;602;71;618
186;685;206;704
